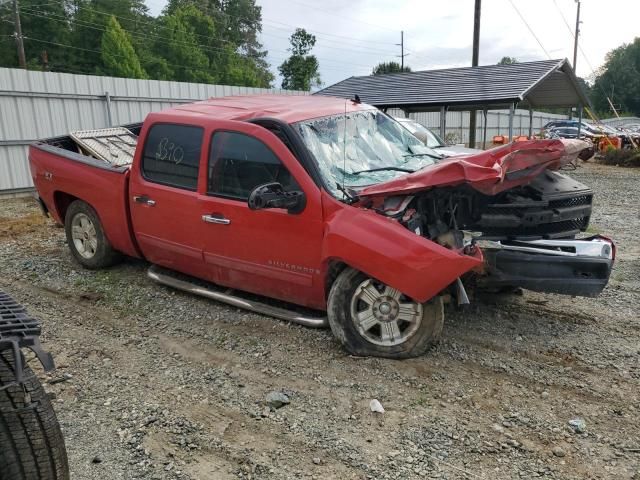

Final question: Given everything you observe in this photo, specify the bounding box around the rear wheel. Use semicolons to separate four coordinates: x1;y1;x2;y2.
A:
0;348;69;480
327;267;444;358
64;200;121;269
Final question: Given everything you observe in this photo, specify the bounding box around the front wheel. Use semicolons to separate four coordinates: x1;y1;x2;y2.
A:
327;267;444;358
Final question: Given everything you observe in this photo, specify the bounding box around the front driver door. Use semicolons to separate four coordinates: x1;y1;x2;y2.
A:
198;122;325;309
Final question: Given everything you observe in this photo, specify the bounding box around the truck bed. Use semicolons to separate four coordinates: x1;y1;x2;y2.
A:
28;122;143;258
38;123;142;170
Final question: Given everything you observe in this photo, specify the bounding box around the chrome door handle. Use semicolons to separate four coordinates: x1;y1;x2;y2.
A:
202;214;231;225
133;195;156;206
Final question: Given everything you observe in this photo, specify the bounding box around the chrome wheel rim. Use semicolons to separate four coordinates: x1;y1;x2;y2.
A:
71;213;98;259
350;279;422;347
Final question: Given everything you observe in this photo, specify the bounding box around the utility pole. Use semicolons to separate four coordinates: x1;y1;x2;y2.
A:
13;0;26;68
568;0;581;119
469;0;481;148
572;0;581;71
396;31;409;70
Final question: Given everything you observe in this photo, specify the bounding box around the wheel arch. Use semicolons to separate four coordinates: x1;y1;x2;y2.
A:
52;190;80;224
322;208;483;303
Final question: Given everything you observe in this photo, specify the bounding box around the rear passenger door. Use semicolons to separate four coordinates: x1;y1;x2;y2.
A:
129;122;209;279
198;123;325;308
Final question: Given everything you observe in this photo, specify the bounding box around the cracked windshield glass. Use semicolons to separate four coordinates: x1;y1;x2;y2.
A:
295;110;441;198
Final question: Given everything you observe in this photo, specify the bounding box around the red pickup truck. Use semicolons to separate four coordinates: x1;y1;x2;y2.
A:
29;95;614;358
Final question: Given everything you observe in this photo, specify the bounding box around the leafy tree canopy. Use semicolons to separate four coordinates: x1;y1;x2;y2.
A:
497;56;518;65
590;38;640;116
279;28;321;91
0;0;274;87
372;61;411;75
101;16;147;79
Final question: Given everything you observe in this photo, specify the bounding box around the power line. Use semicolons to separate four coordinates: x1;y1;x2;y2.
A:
507;0;551;59
550;0;626;113
57;2;398;56
19;8;384;69
19;4;399;60
277;0;398;33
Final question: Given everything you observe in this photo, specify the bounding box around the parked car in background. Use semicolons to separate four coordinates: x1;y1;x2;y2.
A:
544;126;599;141
395;117;481;156
29;95;614;358
541;120;639;149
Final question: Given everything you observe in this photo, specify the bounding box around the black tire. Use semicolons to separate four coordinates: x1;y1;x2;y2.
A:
327;267;444;359
0;349;69;480
64;200;121;269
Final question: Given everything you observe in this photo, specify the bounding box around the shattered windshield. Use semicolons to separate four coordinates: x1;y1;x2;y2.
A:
294;110;440;198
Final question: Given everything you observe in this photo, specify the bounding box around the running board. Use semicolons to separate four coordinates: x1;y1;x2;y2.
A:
147;265;328;328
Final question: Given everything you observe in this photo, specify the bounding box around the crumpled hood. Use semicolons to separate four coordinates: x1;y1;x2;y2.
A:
358;139;592;198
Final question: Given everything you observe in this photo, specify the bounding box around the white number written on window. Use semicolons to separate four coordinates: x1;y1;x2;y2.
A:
156;137;185;165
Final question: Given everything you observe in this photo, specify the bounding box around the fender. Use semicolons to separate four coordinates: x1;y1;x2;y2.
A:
322;205;483;303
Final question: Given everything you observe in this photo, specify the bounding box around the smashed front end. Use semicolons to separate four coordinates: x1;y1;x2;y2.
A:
358;139;614;299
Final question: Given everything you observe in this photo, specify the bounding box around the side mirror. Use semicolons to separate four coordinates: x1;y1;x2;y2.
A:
247;182;306;214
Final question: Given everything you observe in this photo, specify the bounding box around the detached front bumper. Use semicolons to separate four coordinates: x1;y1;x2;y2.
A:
478;236;615;297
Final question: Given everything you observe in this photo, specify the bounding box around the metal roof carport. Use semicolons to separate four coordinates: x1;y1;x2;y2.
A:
314;59;591;147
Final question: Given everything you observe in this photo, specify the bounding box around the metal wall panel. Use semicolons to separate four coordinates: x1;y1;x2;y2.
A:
0;67;305;194
391;108;567;145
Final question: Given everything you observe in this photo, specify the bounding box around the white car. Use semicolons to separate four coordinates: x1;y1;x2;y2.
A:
395;117;481;156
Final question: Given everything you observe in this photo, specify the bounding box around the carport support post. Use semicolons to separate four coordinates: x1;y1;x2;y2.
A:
440;106;447;140
482;108;488;149
528;108;533;139
577;105;583;136
104;91;113;127
508;102;515;142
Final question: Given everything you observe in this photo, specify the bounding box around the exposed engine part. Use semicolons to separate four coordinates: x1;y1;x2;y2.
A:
455;278;470;305
379;170;593;243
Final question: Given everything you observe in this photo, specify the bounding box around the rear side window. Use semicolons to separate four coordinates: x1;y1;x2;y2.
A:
142;124;203;190
207;131;300;199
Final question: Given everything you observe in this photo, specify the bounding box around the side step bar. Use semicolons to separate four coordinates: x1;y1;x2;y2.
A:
147;265;328;328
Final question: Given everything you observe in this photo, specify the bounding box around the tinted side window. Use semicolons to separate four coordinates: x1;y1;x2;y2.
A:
142;124;203;190
208;131;300;199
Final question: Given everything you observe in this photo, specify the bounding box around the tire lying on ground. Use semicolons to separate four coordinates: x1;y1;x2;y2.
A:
0;348;69;480
327;267;444;359
64;199;122;269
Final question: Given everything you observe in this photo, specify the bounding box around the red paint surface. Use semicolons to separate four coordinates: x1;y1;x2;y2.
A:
359;139;584;198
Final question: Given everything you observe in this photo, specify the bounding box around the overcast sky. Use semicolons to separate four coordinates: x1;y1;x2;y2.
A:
146;0;640;89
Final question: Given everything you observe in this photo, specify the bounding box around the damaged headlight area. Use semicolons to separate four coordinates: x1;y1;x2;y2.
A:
369;170;613;298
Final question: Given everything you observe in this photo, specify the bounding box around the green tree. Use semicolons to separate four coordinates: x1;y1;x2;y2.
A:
152;4;214;83
68;0;151;74
101;16;146;78
372;61;411;75
279;28;321;91
0;0;73;70
164;0;273;87
0;0;275;86
497;56;518;65
590;38;640;116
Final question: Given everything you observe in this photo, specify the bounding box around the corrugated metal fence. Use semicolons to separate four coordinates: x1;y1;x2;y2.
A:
388;108;568;145
0;67;305;195
599;116;640;127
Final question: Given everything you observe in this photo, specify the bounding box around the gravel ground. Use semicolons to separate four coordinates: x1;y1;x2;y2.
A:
0;161;639;480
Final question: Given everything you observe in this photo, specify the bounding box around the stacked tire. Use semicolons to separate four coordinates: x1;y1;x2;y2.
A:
0;348;69;480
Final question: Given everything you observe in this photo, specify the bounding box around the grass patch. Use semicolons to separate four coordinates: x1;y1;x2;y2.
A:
598;148;640;167
0;212;48;238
